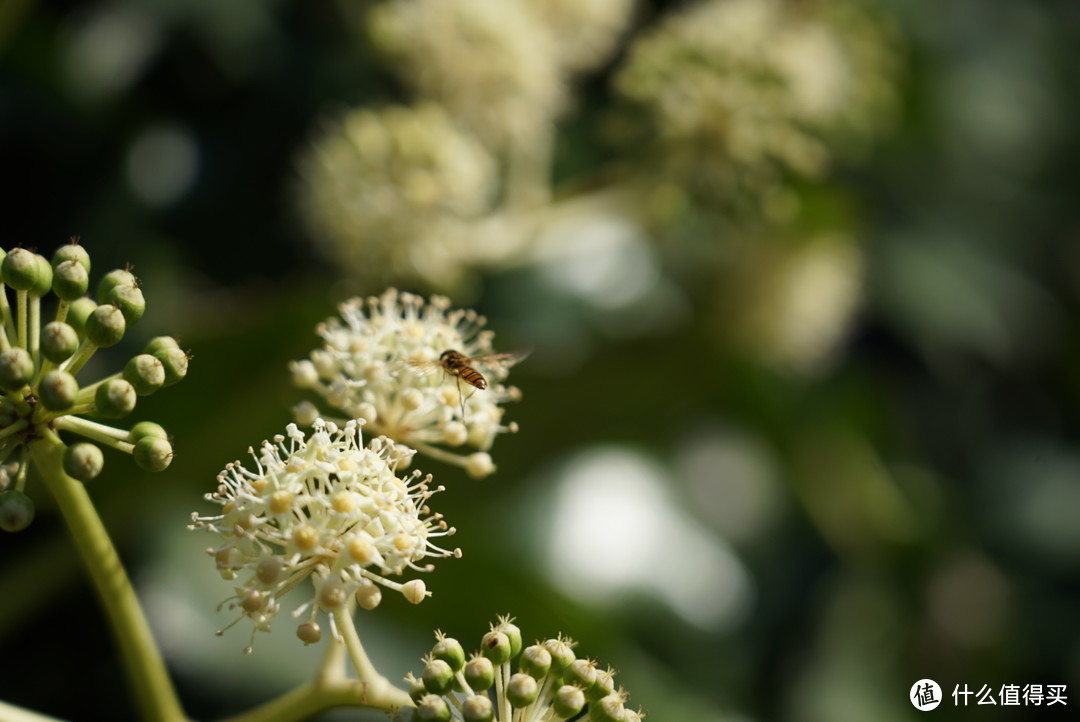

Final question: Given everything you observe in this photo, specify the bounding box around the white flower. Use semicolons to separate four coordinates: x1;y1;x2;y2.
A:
190;418;458;652
290;289;522;478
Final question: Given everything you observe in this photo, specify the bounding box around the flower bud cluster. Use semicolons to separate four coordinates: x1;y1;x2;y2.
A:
290;289;522;478
0;242;184;532
392;616;643;722
190;418;460;653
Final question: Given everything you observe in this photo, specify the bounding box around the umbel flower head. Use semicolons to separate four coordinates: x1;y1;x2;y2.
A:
0;242;185;533
616;0;900;201
392;616;644;722
190;418;459;653
290;289;523;479
296;103;497;290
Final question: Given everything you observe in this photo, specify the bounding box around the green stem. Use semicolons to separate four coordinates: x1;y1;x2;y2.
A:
334;608;412;710
215;679;391;722
29;430;187;722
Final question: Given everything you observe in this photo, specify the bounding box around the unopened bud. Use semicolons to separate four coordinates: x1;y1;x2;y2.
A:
52;259;89;301
0;348;34;390
123;354;165;395
85;304;126;347
134;436;173;472
0;490;35;532
64;442;104;482
41;321;79;364
39;370;79;410
95;378;137;418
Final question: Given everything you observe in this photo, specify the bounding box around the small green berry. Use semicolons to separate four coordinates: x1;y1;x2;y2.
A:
64;442;104;482
123;354;165;395
97;269;137;304
39;370;79;411
464;656;495;692
2;248;40;291
145;336;188;385
133;436;173;472
422;659;455;695
41;321;79;364
52;259;90;301
432;635;466;672
0;490;35;532
506;673;539;708
461;695;494;722
52;241;91;273
95;378;137;418
129;421;168;442
85;304;126;347
66;297;97;336
0;348;34;391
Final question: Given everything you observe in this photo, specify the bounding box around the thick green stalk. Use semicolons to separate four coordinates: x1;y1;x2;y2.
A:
29;430;187;722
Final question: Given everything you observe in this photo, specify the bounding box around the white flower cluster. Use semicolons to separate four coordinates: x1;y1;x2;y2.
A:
191;418;458;652
296;103;497;289
290;289;521;479
368;0;636;148
616;0;899;194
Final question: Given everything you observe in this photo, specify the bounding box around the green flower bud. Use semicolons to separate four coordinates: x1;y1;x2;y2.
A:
52;241;91;273
0;490;35;532
97;269;137;304
123;354;165;395
29;254;53;297
107;280;145;325
95;378;137;418
391;707;420;722
506;673;539;708
133;436;173;472
461;695;494;722
464;656;495;692
432;635;466;672
407;675;427;703
2;248;41;291
129;420;168;442
67;297;97;336
543;637;576;677
589;693;629;722
519;644;552;680
52;259;90;301
415;694;451;722
552;685;586;719
296;622;321;645
480;631;512;665
422;658;455;695
145;336;188;386
566;659;598;693
64;442;104;482
39;370;79;411
85;304;126;347
495;619;523;658
0;348;34;391
41;321;79;364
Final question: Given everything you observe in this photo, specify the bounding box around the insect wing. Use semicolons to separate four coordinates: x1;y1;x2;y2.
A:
466;349;530;371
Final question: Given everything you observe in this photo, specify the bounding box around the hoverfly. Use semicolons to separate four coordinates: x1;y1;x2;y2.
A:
407;349;528;417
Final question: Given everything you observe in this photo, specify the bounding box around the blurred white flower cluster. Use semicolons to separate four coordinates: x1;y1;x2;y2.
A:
616;0;900;197
191;418;458;652
296;104;497;289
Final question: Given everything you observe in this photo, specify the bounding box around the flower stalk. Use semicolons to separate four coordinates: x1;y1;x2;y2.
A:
29;429;186;722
